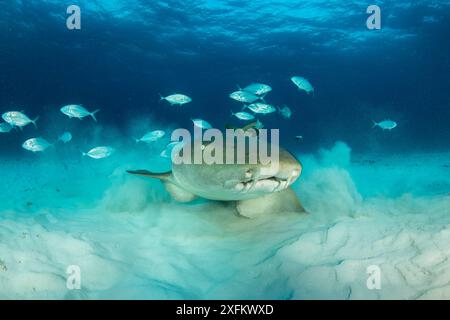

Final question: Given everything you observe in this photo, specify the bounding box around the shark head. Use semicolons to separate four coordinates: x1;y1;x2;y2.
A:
170;146;302;201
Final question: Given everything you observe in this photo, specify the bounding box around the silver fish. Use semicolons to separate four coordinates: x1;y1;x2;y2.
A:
136;130;165;143
372;120;397;130
255;119;264;129
192;118;212;129
2;111;39;128
278;105;292;119
229;90;261;103
58;132;72;143
0;122;13;133
160;94;192;106
160;141;184;158
242;83;272;96
244;102;276;114
291;76;314;94
22;137;52;153
61;105;100;121
231;111;255;121
82;146;115;159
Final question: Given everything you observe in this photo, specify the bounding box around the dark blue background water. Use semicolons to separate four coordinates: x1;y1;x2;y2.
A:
1;0;449;155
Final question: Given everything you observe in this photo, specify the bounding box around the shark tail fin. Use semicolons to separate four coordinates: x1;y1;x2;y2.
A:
90;109;100;122
127;170;172;181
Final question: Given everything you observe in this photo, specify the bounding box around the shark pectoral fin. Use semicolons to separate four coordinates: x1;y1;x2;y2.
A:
127;169;171;181
164;182;197;203
127;169;195;202
236;187;307;219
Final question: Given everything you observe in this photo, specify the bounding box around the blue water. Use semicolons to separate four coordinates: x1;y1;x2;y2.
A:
1;0;450;300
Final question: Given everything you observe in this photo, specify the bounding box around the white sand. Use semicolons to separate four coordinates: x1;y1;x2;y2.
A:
0;142;449;299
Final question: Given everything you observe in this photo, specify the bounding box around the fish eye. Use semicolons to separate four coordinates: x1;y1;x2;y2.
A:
245;169;253;179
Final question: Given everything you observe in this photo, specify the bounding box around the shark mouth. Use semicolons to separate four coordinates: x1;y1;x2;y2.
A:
226;176;296;194
224;167;301;194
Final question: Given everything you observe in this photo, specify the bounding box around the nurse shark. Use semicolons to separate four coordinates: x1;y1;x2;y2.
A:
127;141;306;218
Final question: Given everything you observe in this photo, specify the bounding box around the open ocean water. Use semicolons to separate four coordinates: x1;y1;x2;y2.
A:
0;0;450;299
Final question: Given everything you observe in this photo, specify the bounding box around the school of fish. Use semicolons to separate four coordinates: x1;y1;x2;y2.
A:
1;75;397;158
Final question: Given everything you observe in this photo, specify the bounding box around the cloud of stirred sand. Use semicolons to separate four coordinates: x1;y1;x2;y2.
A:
1;115;450;299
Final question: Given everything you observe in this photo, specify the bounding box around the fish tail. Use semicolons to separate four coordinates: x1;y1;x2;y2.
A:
236;84;242;90
259;94;266;102
241;104;248;111
372;120;378;128
32;116;39;128
90;109;100;122
230;110;235;116
159;94;165;101
81;151;87;157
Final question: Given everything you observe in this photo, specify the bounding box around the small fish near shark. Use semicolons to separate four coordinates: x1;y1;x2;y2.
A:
278;105;292;119
60;105;100;122
229;90;262;104
136;130;166;143
291;76;314;95
0;122;13;133
22;137;52;153
58;132;72;144
192;118;212;129
160;141;184;158
231;111;255;121
127;138;307;218
372;120;397;130
160;94;192;106
243;102;276;115
240;83;272;96
82;146;115;159
2;111;39;129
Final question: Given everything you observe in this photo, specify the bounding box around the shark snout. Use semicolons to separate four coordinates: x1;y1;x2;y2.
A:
274;158;302;183
228;161;302;194
290;167;301;181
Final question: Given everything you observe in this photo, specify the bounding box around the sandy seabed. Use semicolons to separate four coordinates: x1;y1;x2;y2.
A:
0;142;449;299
